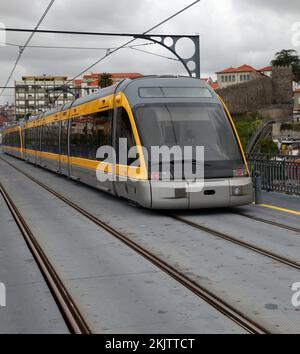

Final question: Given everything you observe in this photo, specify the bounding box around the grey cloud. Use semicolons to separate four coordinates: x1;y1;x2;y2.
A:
0;0;299;105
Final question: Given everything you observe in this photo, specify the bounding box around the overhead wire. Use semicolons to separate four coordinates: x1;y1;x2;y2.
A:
0;0;56;98
52;0;201;103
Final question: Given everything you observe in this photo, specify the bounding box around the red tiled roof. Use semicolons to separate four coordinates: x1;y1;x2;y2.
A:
216;67;237;74
236;64;256;72
111;73;142;78
216;64;256;74
88;80;99;87
83;73;100;79
259;66;272;72
211;82;219;90
83;72;143;80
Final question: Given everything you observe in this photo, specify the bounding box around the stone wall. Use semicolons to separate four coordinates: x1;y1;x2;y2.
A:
272;65;294;104
217;65;293;120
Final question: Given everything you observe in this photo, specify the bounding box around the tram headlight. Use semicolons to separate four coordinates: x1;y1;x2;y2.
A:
231;186;244;196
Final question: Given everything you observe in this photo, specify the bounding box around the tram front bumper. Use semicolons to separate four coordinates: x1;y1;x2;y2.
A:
149;177;253;209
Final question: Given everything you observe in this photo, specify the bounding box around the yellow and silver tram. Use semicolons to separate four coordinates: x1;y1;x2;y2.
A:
1;76;253;208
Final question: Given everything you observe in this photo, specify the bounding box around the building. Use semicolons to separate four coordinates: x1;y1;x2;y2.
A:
110;73;143;83
14;75;75;119
14;73;144;119
294;88;300;122
259;66;272;77
216;64;257;88
217;65;293;119
216;64;274;89
201;77;219;90
77;72;143;96
0;104;15;126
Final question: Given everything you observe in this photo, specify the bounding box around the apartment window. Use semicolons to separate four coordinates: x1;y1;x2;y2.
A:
229;76;232;82
232;76;236;82
221;76;224;83
225;76;228;82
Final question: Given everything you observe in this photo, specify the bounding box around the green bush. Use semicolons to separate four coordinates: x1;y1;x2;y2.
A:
260;137;278;154
232;112;264;150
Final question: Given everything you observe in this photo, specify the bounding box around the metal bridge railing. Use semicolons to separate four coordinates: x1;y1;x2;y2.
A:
246;154;300;196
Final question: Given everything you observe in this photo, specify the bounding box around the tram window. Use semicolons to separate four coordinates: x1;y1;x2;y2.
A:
41;125;50;152
32;127;37;150
138;87;163;98
138;87;212;98
49;122;59;154
92;110;112;159
36;127;41;150
25;129;32;149
70;110;112;160
11;132;15;146
70;117;88;158
116;108;136;164
41;125;46;151
60;120;69;156
41;122;59;153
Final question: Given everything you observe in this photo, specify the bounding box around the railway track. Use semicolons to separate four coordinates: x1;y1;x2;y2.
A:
0;155;268;334
0;182;91;334
230;210;300;235
170;215;300;271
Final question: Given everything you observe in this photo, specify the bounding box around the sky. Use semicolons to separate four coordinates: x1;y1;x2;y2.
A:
0;0;299;104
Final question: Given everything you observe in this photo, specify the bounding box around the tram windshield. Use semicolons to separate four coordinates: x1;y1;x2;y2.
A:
133;103;246;178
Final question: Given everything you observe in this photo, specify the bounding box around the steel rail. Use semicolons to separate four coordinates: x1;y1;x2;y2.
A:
230;210;300;234
0;182;91;334
0;155;268;334
171;215;300;271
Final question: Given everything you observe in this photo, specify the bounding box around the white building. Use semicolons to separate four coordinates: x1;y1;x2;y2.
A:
216;64;273;89
15;76;75;119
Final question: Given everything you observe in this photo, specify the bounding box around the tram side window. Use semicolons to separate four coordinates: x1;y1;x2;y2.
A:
92;110;112;159
70;111;112;160
11;132;15;147
25;129;32;149
35;127;41;150
70;117;88;158
15;131;20;148
49;122;59;154
30;128;36;150
60;120;69;156
116;107;137;164
41;123;59;153
32;127;40;151
41;125;47;152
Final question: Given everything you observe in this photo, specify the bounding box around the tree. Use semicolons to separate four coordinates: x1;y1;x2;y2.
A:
271;49;300;81
260;137;278;155
98;73;113;88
